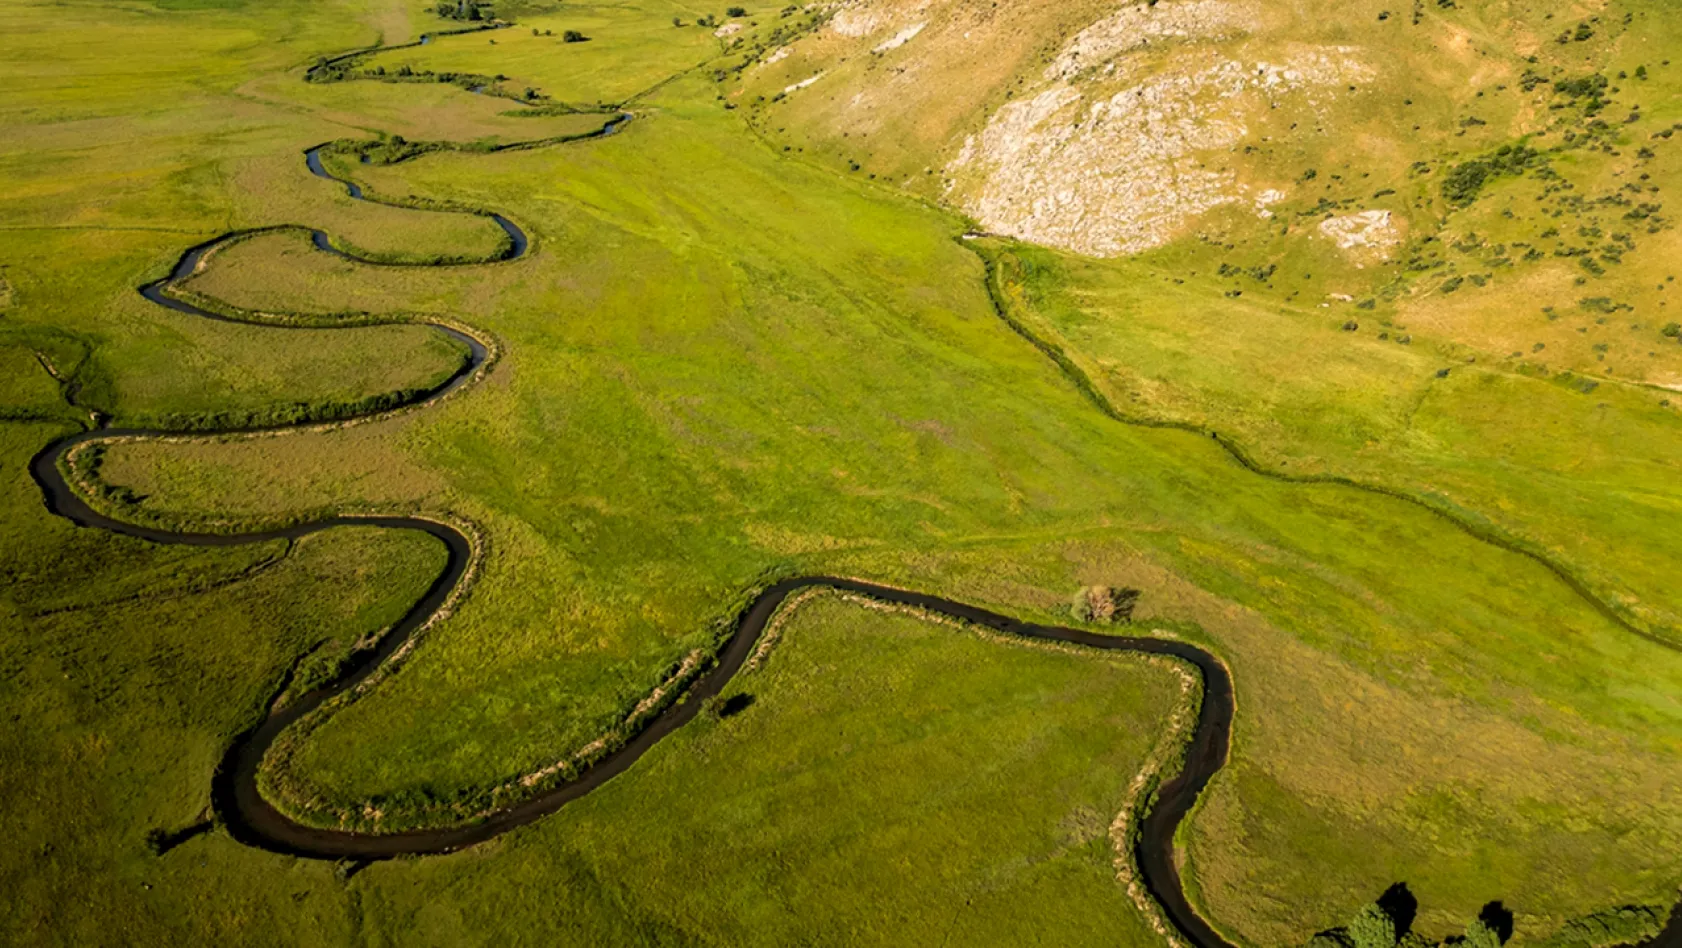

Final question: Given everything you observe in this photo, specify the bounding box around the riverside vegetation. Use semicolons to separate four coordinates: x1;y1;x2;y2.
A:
3;0;1682;945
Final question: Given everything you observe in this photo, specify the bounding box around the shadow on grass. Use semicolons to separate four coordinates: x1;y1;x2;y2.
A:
1378;882;1419;939
716;693;756;719
144;819;213;856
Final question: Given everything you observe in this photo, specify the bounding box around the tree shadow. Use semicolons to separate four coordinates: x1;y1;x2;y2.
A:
717;693;755;719
144;819;213;856
1479;901;1515;943
1379;882;1420;939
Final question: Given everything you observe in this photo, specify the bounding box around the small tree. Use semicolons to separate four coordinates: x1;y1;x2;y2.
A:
727;5;747;15
1461;918;1503;948
562;29;588;42
1348;904;1398;948
1069;589;1094;622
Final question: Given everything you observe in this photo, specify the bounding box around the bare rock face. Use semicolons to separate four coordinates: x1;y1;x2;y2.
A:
946;0;1373;257
755;0;1384;259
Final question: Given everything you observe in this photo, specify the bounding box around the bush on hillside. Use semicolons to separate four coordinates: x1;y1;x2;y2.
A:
1349;904;1398;948
1442;145;1543;207
435;0;490;21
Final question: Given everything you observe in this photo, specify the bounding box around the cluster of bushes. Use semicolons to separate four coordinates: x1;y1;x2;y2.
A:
139;386;452;433
70;445;140;507
1542;906;1666;947
1441;144;1545;207
682;7;749;27
363;63;515;95
307;56;361;83
1306;891;1509;948
1069;585;1141;624
1218;262;1278;284
1552;73;1610;116
434;0;492;21
1555;21;1596;44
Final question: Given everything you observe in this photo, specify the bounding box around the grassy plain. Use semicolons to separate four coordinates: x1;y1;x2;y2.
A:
991;243;1682;641
77;64;1682;942
351;593;1185;945
4;0;1682;945
353;0;718;105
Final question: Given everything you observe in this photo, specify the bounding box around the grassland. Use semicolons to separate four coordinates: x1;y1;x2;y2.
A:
5;0;1682;944
350;592;1189;945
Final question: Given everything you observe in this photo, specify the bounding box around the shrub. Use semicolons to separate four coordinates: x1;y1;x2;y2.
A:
1069;589;1094;622
1461;918;1502;948
1348;904;1397;948
1070;586;1141;623
1441;145;1541;207
1442;162;1491;206
435;0;489;20
1662;322;1681;338
562;29;588;42
1547;907;1663;947
726;5;747;15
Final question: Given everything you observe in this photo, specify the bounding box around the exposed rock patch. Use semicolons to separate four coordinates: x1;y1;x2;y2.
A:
951;45;1372;257
1318;209;1403;263
784;71;826;94
1253;188;1286;219
1045;0;1260;81
830;1;892;37
874;21;925;52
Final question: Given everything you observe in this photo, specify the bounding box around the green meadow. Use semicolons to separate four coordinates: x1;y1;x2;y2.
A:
3;0;1682;944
